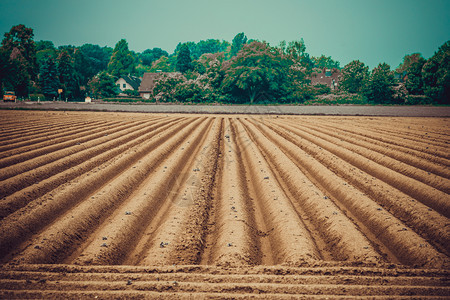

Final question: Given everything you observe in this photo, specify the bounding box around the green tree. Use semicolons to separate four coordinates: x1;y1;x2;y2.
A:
107;39;135;77
173;39;230;60
176;44;193;73
80;44;113;79
221;41;293;104
57;50;79;99
280;38;314;72
229;32;247;58
140;48;168;66
195;39;229;59
422;41;450;104
312;55;340;69
36;48;57;69
150;56;175;72
88;71;118;98
339;60;369;94
39;56;60;99
396;53;423;73
364;63;396;104
1;24;38;95
404;56;426;95
35;40;55;51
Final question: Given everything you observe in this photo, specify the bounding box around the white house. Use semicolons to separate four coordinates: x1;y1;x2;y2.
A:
115;76;141;93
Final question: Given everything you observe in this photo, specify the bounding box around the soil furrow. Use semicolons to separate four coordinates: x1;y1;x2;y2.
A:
70;118;215;266
312;118;450;162
5;117;206;264
167;119;222;265
263;120;450;257
358;124;450;150
0;119;100;144
0;119;150;161
201;118;261;266
232;118;322;265
0;111;448;298
0;119;111;149
250;120;448;268
272;120;450;218
241;119;385;264
1;280;448;296
301;121;450;179
0;117;197;260
126;119;218;266
2;271;448;286
0;118;181;219
0;119;170;197
283;120;450;194
0;119;146;171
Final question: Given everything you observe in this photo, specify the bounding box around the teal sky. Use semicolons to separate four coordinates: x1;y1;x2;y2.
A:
0;0;449;69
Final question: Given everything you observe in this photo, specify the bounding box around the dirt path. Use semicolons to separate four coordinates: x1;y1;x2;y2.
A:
2;101;450;116
0;110;448;298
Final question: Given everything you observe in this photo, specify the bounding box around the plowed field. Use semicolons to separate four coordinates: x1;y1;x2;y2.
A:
0;110;449;299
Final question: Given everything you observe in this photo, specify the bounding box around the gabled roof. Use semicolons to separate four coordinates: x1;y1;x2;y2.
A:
139;73;163;93
121;75;141;90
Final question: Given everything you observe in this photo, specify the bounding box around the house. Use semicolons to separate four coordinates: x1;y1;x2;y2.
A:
310;68;342;90
138;73;162;99
115;75;141;93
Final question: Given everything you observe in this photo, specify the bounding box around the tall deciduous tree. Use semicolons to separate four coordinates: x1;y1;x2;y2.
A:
229;32;247;58
404;56;426;95
107;39;135;77
221;41;293;104
140;48;168;66
312;55;340;69
364;63;396;104
422;41;449;104
176;44;192;73
1;24;38;95
396;53;423;73
40;56;59;98
88;71;117;98
339;60;369;94
279;38;314;72
57;50;79;99
80;44;113;79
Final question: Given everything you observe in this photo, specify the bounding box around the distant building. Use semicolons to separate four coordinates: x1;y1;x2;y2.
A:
138;73;162;99
115;75;141;92
310;68;342;90
138;72;180;99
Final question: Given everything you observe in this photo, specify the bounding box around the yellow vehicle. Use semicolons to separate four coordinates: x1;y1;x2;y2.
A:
3;91;17;102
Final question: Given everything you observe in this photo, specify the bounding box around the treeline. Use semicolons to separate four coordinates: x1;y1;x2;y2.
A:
0;24;448;105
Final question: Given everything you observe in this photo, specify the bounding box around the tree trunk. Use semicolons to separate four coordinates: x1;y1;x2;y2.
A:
249;87;258;104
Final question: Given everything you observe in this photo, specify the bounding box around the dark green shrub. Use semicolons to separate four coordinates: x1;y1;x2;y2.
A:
29;93;45;101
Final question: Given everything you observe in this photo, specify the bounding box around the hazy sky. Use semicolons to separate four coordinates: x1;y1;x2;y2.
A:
0;0;449;69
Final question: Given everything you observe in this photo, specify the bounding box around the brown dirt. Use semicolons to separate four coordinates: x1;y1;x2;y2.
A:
0;110;449;298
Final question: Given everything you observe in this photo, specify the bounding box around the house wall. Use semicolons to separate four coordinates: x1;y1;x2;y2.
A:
115;78;134;91
311;70;341;90
140;92;151;100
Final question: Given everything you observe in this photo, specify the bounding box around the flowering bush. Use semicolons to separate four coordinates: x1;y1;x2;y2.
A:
152;73;185;102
